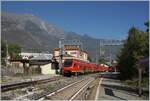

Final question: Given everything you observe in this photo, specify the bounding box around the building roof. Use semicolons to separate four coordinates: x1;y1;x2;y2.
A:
30;54;52;60
55;54;74;57
29;60;51;65
82;50;88;54
53;46;80;51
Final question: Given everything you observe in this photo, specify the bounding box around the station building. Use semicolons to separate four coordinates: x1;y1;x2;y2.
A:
53;45;89;62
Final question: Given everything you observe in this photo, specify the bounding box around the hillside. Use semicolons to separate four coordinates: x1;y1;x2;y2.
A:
1;12;122;61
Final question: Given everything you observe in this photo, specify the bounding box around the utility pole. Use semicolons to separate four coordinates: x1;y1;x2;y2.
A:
98;40;101;64
99;40;101;63
99;40;103;61
96;41;99;64
6;40;9;67
138;66;142;97
59;38;64;74
137;57;148;97
99;40;102;64
109;45;112;66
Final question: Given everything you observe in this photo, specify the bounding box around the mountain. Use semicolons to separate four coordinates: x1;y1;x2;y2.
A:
1;12;123;61
2;12;64;52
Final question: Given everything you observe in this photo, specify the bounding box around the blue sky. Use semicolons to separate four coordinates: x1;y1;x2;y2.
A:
1;1;149;40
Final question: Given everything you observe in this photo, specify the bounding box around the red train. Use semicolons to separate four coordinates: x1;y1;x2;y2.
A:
62;59;112;76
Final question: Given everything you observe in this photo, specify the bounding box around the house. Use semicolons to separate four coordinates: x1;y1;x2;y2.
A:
9;61;24;74
40;63;55;75
29;54;56;75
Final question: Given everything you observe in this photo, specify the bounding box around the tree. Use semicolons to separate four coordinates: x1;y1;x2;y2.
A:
117;27;149;80
1;40;7;65
98;57;107;64
144;21;149;56
87;56;92;62
8;44;21;59
144;21;149;32
1;40;6;58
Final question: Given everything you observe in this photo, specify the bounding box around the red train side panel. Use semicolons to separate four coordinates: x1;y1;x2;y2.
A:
62;59;110;76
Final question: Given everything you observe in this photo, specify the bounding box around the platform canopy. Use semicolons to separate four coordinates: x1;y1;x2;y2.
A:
29;54;52;65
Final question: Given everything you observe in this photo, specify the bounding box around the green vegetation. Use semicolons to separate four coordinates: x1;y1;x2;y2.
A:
47;85;55;91
98;57;107;64
122;77;149;89
117;22;149;80
123;79;138;87
1;40;21;64
1;41;7;58
8;43;21;59
1;77;12;83
16;89;26;95
144;21;149;32
87;56;92;62
1;41;7;65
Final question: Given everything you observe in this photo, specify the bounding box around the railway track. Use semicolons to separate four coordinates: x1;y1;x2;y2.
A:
38;76;95;100
2;74;99;100
15;77;81;100
1;76;59;92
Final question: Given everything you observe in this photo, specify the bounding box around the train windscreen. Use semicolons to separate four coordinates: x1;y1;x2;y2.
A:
64;59;73;67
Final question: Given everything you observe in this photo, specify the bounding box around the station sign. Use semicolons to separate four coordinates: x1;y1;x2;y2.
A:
70;52;77;54
64;45;80;50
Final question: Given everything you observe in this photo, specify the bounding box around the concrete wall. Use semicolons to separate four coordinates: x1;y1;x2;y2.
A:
10;62;24;74
40;63;55;75
79;52;88;61
54;51;59;57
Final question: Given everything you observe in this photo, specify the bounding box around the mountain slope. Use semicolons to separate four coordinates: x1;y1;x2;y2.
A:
2;12;64;51
1;12;122;61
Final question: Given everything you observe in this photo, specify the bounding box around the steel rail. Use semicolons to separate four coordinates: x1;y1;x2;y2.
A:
38;78;88;100
1;77;57;92
69;78;94;101
38;77;95;100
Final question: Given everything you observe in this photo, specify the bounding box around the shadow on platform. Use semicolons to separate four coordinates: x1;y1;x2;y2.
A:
104;88;126;100
102;84;149;97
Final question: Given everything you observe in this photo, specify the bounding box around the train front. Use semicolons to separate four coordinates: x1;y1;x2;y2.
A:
62;59;74;76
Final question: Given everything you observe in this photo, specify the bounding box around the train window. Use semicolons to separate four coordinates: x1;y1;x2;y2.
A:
64;59;73;67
